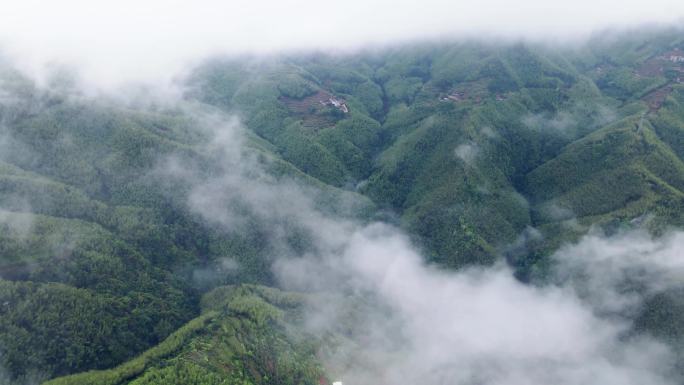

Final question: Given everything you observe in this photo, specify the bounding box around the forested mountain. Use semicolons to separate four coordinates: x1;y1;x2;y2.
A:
0;28;683;384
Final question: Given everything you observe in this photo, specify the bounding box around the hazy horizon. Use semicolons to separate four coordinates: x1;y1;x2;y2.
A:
2;0;684;90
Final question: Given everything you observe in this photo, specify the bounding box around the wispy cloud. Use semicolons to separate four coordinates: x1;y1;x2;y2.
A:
276;224;683;385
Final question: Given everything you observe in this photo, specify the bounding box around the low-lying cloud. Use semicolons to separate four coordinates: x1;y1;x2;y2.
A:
278;224;683;385
554;230;684;315
454;142;480;165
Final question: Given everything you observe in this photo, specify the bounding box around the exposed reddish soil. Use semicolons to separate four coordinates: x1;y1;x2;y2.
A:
636;59;664;77
642;85;673;112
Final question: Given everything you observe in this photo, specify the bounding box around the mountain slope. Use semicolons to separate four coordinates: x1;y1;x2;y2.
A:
43;285;326;385
0;29;683;383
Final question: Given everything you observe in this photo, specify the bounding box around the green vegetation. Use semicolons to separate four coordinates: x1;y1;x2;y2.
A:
0;29;682;384
44;285;324;385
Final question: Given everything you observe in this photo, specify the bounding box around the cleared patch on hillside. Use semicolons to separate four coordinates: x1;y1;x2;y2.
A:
279;90;348;129
643;85;673;111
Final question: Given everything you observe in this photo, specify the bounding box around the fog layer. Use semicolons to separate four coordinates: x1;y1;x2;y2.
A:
2;0;684;89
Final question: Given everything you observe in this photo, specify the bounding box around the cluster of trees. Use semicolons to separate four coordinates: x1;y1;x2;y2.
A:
46;285;324;385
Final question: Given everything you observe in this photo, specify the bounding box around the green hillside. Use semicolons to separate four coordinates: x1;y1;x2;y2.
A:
0;29;682;384
43;285;326;385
